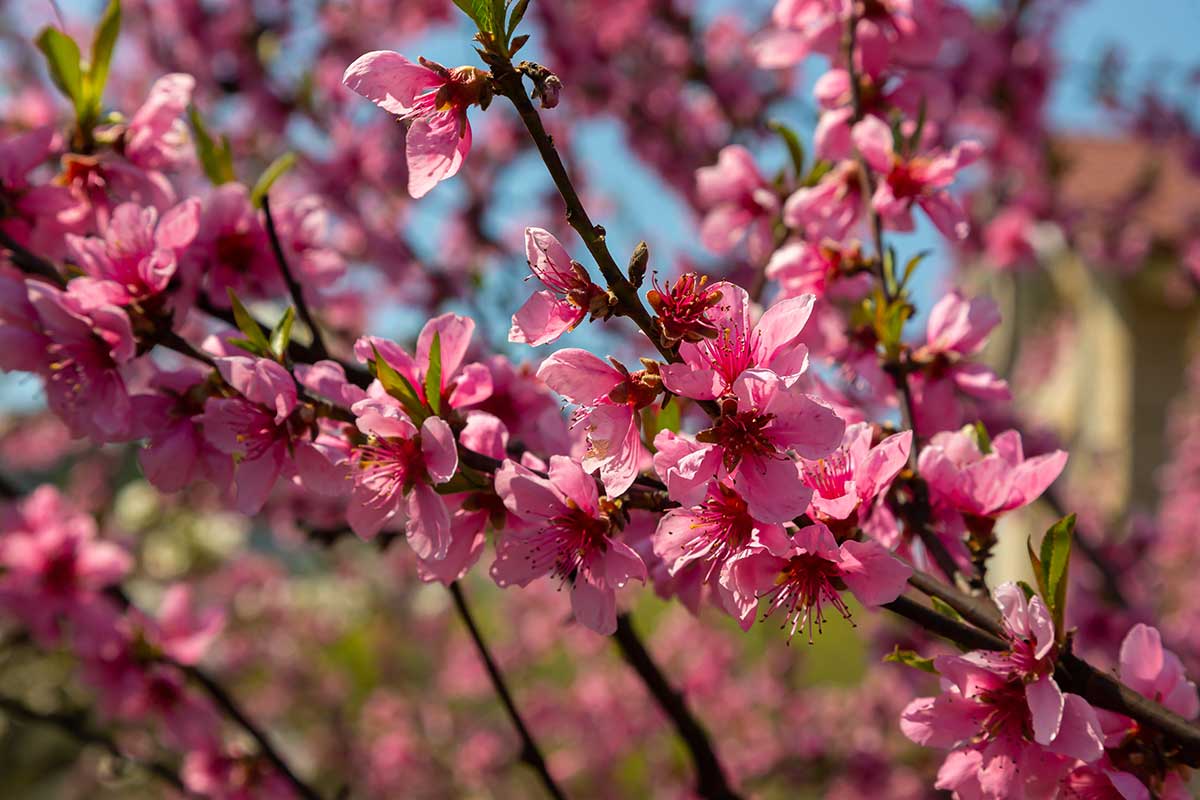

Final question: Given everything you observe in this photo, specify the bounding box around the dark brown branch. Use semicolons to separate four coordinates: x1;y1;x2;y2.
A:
447;581;567;800
0;694;196;796
0;228;66;287
175;661;324;800
261;195;330;361
612;614;742;800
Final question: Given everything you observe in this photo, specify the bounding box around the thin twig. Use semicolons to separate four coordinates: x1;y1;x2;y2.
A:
0;229;66;287
612;614;741;800
0;694;196;796
261;195;330;361
447;581;567;800
175;661;324;800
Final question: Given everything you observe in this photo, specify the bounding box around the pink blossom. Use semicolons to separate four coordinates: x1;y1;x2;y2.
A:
355;313;493;413
1114;624;1199;721
653;368;844;523
198;356;334;514
536;349;656;497
764;239;872;302
852;116;981;240
753;0;843;70
343;52;486;198
726;521;911;641
122;73;196;170
659;281;815;401
147;585;226;666
782;160;864;241
25;281;138;442
908;291;1010;434
182;183;277;305
133;367;233;494
800;423;911;521
0;486;132;646
695;146;780;261
67;199;201;305
902;584;1106;797
490;456;647;635
509;227;602;346
918;426;1067;519
0;125;84;258
416;413;509;585
346;393;458;557
652;481;790;629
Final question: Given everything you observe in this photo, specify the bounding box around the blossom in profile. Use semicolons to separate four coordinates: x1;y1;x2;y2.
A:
343;51;489;198
695;145;779;261
919;426;1067;520
537;349;660;497
509;227;604;346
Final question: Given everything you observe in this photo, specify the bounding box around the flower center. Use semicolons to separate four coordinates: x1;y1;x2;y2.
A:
355;435;426;503
524;506;612;588
698;410;779;473
802;450;854;498
760;553;852;643
682;484;756;582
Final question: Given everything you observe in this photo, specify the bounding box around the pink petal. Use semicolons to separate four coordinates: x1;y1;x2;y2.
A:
839;539;912;605
851;116;895;174
342;51;440;115
404;482;452;560
536;348;621;404
1026;673;1065;745
420;416;459;484
570;578;618;635
406;114;469;198
509;289;585;346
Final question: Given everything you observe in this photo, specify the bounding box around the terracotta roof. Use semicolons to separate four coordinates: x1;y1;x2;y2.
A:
1055;135;1200;240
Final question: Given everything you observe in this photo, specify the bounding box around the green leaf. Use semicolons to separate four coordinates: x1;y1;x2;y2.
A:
227;336;267;358
767;120;806;182
370;345;427;423
250;152;297;208
1016;580;1038;601
803;159;833;187
84;0;121;120
36;27;85;113
930;596;963;622
884;646;938;674
188;105;236;185
226;289;272;355
900;250;930;291
269;306;296;359
642;397;681;450
424;331;443;416
507;0;531;38
972;421;992;454
453;0;494;32
1040;514;1075;638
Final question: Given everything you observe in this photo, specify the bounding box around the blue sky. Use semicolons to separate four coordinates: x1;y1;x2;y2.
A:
3;0;1198;411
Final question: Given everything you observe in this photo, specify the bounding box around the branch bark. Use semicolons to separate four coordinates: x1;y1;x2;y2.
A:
448;581;568;800
612;614;742;800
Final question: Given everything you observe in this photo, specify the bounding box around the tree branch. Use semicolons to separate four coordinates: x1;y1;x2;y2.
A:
174;660;324;800
261;194;330;361
0;694;196;796
447;581;567;800
612;613;742;800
